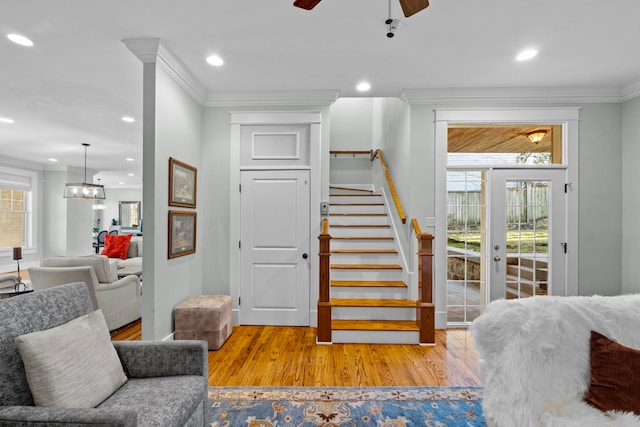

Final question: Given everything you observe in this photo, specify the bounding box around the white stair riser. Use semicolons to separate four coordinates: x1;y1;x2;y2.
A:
330;270;402;282
330;253;398;264
330;205;386;214
330;195;383;204
331;288;407;299
332;330;419;344
329;227;392;237
333;306;415;320
329;215;389;226
330;239;395;250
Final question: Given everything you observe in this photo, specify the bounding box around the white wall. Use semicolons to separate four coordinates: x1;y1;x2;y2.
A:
577;103;623;296
375;97;411;210
622;96;640;293
141;64;204;340
329;98;374;184
199;107;232;296
43;168;94;257
330;98;373;150
100;187;143;230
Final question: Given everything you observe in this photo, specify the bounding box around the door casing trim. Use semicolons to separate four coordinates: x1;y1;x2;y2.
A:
230;111;322;326
434;108;580;329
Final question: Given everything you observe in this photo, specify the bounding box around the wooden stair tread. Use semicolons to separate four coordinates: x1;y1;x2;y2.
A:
331;280;407;288
331;298;416;307
329;185;373;193
331;236;394;240
330;224;390;228
330;194;381;197
331;249;397;254
329;213;387;216
331;263;402;270
330;203;385;206
329;186;373;193
332;320;419;331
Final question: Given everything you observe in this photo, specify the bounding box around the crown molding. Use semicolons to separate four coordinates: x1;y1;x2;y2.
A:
622;77;640;102
122;38;207;104
121;38;161;63
156;43;207;104
204;90;340;107
401;87;625;105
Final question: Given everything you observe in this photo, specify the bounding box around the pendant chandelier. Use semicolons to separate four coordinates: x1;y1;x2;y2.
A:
63;143;106;200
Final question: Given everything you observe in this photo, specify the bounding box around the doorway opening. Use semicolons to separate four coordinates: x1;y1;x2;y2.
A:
446;125;566;326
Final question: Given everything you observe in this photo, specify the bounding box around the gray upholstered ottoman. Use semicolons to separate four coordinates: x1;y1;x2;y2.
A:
174;295;232;350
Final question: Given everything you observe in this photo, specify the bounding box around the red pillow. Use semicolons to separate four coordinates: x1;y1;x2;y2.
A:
583;330;640;415
101;234;132;260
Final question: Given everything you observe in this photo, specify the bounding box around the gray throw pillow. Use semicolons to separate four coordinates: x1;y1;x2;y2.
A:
15;309;127;408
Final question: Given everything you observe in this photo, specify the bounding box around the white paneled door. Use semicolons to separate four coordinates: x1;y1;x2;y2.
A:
239;170;310;325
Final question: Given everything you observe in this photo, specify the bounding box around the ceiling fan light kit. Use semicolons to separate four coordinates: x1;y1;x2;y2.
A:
385;18;400;38
293;0;429;18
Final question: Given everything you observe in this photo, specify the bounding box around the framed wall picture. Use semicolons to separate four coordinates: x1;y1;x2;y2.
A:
169;157;197;208
168;211;197;259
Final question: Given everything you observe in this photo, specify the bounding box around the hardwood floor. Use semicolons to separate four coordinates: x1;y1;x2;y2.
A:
111;321;481;387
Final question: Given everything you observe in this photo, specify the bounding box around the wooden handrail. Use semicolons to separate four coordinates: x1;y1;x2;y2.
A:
330;150;373;157
411;218;422;236
412;217;435;345
317;218;332;343
372;149;407;224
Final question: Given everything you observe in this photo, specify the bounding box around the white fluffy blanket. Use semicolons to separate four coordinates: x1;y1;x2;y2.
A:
469;294;640;427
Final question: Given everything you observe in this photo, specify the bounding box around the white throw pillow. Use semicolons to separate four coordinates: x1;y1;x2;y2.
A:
15;309;127;408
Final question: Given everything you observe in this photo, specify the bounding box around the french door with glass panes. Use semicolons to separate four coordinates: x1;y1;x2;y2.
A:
446;168;566;325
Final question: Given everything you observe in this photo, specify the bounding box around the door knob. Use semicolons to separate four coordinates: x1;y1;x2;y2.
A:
493;255;501;262
302;253;308;259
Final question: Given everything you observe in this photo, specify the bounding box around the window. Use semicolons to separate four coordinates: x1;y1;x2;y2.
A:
0;167;35;250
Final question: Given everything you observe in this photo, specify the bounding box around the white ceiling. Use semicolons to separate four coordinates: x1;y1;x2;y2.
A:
1;0;639;188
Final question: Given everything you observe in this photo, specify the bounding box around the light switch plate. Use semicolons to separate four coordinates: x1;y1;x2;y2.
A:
425;216;435;226
321;201;329;215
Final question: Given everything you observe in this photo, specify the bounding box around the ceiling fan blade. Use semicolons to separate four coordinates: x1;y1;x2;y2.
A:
293;0;322;10
398;0;429;17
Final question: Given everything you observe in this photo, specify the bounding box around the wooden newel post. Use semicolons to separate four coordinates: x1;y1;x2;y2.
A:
417;232;435;345
317;219;332;343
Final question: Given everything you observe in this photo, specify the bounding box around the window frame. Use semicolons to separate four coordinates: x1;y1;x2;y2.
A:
0;166;37;258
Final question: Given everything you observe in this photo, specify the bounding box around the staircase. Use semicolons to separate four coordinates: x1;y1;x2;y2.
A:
326;186;420;344
505;256;549;298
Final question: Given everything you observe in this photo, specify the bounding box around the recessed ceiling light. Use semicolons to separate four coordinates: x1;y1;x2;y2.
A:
356;82;371;92
516;49;538;61
128;173;134;176
119;182;124;185
48;158;58;162
7;33;34;47
206;55;224;66
126;158;135;162
0;117;15;124
122;116;135;123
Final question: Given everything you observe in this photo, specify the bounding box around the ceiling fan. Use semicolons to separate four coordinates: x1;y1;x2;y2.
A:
293;0;429;18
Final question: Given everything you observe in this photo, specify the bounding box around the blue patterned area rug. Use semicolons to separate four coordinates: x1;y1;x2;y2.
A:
208;386;485;426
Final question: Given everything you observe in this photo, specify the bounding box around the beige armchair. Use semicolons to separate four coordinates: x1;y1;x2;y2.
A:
29;255;140;331
0;274;19;290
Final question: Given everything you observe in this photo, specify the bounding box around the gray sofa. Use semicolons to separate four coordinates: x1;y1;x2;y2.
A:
0;283;209;426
